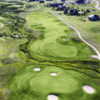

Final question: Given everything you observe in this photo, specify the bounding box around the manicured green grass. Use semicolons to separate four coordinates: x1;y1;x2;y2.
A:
8;64;100;100
26;10;93;61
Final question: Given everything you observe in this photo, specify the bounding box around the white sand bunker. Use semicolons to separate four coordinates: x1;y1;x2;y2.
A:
50;72;58;77
47;95;59;100
82;85;96;94
33;67;41;72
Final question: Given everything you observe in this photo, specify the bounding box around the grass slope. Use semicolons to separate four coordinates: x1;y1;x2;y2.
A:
26;10;93;61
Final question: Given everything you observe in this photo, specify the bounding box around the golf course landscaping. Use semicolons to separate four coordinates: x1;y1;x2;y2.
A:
26;10;94;61
8;64;100;100
0;1;100;100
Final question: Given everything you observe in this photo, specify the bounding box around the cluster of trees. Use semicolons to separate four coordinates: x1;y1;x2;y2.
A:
47;2;90;16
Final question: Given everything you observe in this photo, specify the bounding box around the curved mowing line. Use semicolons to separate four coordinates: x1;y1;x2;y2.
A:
49;11;100;60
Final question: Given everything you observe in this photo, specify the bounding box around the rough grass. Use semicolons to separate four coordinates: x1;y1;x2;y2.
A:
60;11;100;51
0;37;28;65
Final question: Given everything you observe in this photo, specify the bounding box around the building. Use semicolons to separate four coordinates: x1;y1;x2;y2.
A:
76;0;90;4
64;7;69;14
39;0;45;3
29;0;37;1
69;8;79;16
88;15;100;21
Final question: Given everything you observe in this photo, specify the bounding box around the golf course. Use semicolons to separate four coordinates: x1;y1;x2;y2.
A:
26;10;93;61
0;1;100;100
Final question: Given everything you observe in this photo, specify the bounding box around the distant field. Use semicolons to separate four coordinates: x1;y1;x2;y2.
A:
26;10;93;61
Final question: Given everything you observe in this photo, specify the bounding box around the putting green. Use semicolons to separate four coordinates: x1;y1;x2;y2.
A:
8;65;100;100
30;67;79;94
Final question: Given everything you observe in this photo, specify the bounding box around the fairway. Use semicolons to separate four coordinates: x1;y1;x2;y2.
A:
26;10;93;61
